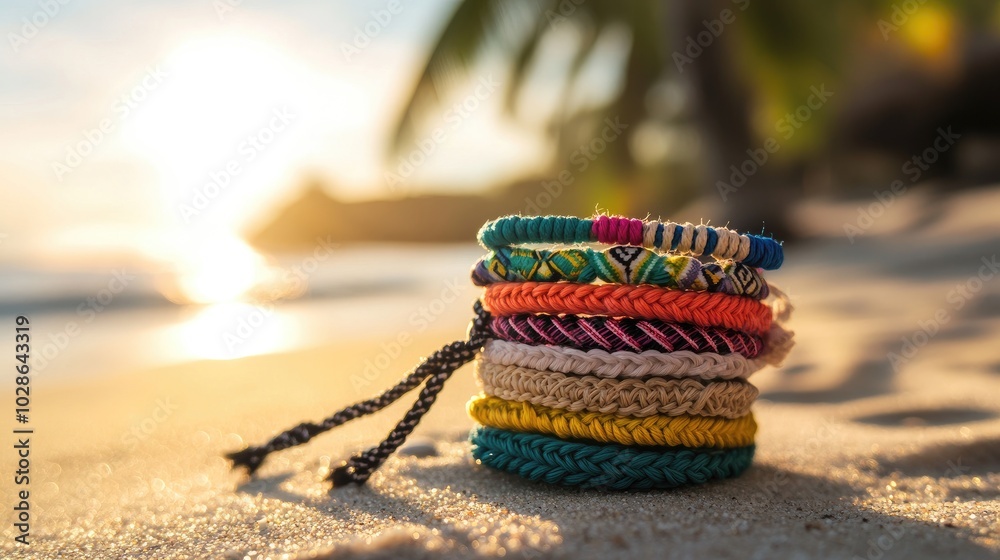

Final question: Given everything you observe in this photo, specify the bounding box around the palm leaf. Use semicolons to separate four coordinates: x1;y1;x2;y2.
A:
391;0;516;153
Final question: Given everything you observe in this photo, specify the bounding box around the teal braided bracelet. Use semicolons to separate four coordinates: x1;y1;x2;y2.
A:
470;426;755;490
478;215;784;270
471;245;769;299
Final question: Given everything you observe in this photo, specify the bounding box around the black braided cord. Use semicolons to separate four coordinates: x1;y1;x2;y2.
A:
227;302;491;487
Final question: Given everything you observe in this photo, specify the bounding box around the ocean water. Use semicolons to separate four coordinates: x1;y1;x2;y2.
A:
2;244;486;381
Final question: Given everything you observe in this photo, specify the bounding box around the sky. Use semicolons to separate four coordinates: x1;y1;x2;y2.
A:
0;0;555;264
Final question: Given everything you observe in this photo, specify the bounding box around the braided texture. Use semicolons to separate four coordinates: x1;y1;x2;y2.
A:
477;215;783;270
483;282;773;336
476;360;758;418
470;427;756;489
472;246;768;299
488;313;763;355
482;339;781;380
467;395;757;447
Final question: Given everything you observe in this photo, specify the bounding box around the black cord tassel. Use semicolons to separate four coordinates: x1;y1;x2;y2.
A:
228;301;491;485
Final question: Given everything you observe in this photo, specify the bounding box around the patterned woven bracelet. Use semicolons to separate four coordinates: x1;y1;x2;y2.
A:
482;337;790;380
478;215;784;270
475;360;758;418
467;395;757;448
470;426;756;489
488;313;764;355
483;282;773;336
472;246;769;299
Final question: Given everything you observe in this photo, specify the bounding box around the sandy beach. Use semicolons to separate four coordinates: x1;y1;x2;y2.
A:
3;187;999;559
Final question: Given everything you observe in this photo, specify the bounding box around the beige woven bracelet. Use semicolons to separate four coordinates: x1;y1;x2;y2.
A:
475;359;759;418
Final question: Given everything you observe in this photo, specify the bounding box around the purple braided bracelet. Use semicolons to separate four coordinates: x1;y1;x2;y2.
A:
488;313;764;356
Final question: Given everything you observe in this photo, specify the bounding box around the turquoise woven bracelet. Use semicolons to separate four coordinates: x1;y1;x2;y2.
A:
470;426;756;490
478;215;784;270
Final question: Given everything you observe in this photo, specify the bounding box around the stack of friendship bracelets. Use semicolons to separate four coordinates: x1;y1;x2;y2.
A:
228;215;793;491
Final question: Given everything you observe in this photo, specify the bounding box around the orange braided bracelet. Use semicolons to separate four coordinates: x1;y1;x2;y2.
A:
483;282;772;336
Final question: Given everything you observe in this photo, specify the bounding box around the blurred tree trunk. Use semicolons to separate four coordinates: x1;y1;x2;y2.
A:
673;0;798;240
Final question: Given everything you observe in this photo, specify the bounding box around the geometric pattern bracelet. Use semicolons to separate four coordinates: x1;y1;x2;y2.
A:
471;245;769;299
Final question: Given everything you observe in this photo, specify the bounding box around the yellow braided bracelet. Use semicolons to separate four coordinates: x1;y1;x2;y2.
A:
467;395;757;448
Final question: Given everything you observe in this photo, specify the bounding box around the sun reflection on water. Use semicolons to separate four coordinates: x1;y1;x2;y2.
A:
163;302;301;361
147;229;314;361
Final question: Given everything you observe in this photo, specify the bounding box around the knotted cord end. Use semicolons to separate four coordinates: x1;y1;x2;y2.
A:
226;447;266;475
329;461;357;488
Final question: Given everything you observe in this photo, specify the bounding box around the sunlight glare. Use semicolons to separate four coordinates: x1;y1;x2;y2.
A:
164;302;301;361
120;33;370;230
173;234;266;304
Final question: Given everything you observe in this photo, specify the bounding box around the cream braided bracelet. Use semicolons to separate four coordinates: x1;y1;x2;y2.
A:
481;336;792;380
476;360;758;418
